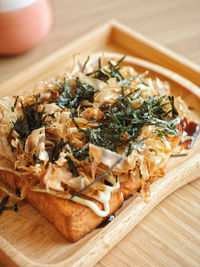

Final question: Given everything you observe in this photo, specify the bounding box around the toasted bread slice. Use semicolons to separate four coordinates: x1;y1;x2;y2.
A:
0;170;124;242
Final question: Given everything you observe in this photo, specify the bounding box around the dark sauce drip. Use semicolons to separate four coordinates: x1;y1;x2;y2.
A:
180;118;200;149
97;214;115;228
98;118;199;228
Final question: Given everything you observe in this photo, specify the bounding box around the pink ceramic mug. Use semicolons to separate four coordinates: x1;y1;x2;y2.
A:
0;0;52;55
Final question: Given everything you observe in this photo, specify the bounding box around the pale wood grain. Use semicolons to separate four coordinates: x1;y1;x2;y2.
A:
0;0;200;266
96;180;200;267
0;47;200;266
0;0;200;83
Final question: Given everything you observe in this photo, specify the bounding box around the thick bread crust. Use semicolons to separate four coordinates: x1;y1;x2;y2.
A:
0;170;124;242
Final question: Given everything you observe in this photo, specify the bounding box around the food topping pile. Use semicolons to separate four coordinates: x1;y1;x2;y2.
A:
0;55;198;216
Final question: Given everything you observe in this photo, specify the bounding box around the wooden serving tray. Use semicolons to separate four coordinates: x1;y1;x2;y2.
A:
0;20;200;267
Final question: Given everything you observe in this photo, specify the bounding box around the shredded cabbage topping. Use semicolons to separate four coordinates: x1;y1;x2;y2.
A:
0;55;198;216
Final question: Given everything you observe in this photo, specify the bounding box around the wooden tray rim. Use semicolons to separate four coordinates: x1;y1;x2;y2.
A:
0;19;199;93
0;20;200;267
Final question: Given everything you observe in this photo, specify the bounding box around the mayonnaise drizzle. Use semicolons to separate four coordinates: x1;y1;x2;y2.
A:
32;181;120;217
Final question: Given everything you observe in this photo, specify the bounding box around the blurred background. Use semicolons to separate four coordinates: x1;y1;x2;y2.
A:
0;0;199;84
0;1;199;266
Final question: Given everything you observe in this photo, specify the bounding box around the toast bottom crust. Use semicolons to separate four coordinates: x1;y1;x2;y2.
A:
0;170;124;242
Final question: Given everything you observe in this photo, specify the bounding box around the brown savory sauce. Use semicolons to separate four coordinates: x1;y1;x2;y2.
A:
97;214;115;228
98;119;199;228
180;118;200;149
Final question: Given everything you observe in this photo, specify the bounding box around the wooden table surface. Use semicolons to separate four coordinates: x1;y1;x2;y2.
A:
0;0;200;266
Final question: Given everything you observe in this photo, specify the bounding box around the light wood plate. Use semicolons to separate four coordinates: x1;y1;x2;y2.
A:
0;21;200;267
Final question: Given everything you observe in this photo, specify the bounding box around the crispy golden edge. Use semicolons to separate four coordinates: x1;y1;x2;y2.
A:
0;170;124;242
